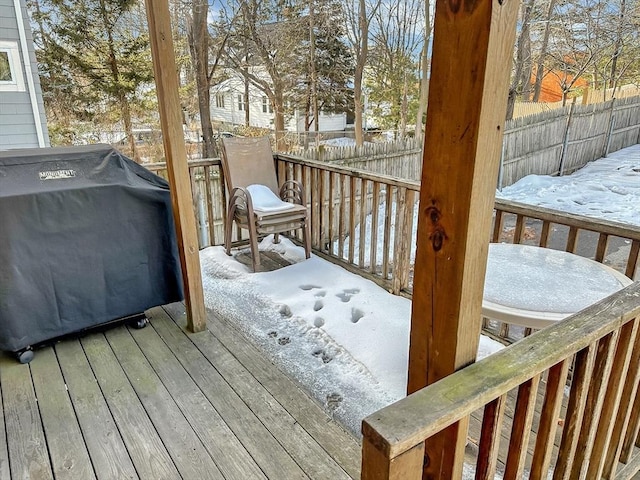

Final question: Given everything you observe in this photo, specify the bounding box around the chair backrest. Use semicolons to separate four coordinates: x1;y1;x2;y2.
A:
220;136;279;195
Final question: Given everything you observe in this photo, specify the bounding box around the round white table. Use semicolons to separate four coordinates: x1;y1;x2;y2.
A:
483;243;633;329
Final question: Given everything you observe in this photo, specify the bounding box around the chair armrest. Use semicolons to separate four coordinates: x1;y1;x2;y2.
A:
279;180;306;205
229;186;256;217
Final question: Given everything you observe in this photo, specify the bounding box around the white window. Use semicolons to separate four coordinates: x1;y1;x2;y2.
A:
0;41;25;92
262;96;273;114
215;93;225;108
237;94;245;111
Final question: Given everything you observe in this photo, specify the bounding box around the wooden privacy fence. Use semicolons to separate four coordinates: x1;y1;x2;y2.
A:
361;282;640;480
284;95;640;189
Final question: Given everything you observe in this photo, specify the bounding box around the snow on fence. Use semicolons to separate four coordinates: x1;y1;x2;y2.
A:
285;95;640;189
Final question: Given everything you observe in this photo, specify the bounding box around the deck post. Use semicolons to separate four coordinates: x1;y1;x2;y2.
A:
144;0;207;332
406;0;519;477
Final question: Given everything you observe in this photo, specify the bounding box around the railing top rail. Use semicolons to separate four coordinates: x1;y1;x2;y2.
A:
145;157;221;171
495;198;640;240
363;282;640;458
276;153;421;191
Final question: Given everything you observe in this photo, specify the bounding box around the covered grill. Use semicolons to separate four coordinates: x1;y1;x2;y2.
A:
0;145;184;361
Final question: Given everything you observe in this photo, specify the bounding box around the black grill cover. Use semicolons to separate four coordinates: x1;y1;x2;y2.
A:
0;145;184;352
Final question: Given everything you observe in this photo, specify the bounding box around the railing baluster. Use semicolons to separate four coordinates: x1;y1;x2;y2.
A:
595;233;609;263
513;215;526;244
492;210;503;242
391;187;407;294
370;182;381;275
553;345;597;480
476;394;507;480
603;317;640;478
338;174;346;259
382;187;393;280
204;165;215;247
588;318;640;479
328;171;335;256
359;179;368;268
621;383;640;461
566;226;578;253
348;176;357;265
505;375;541;480
570;330;620;479
318;169;326;251
311;167;320;248
627;239;639;279
539;220;551;248
530;359;571;480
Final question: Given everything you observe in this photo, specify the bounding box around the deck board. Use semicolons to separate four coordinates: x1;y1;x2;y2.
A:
0;299;361;480
30;348;96;480
129;313;268;480
55;340;139;480
104;327;224;480
80;333;180;479
164;302;363;479
0;356;53;480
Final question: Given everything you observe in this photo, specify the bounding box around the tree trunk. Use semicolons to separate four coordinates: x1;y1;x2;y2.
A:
533;0;556;102
191;0;214;158
353;0;368;146
99;0;139;161
609;0;626;89
506;0;533;120
414;0;432;139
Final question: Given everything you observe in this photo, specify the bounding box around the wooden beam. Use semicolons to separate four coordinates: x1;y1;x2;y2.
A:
407;0;519;476
144;0;207;332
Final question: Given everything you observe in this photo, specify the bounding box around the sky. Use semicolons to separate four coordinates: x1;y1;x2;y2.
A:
199;143;639;477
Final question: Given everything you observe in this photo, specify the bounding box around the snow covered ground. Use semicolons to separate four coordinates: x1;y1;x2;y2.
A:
497;144;640;227
200;238;504;436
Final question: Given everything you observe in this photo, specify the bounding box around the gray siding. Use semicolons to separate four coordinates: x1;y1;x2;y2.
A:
0;0;49;150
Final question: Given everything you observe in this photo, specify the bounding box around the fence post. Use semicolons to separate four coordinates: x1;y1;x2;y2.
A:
497;141;506;191
603;98;617;158
558;98;577;176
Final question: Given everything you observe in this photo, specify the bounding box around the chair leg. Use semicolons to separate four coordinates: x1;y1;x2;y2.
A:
303;219;311;259
225;208;234;256
248;222;261;271
274;233;280;244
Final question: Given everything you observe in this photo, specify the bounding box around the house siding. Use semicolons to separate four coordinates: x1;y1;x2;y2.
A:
0;0;49;150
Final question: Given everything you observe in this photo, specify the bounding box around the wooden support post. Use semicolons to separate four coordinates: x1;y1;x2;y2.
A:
407;0;519;477
144;0;207;332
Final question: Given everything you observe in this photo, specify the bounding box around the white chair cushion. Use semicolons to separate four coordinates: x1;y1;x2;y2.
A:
247;184;296;212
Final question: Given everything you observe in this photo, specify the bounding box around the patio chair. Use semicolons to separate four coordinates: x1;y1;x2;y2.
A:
220;136;311;271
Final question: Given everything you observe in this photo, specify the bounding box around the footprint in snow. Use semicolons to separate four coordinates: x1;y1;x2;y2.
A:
314;300;324;312
299;284;321;291
278;336;291;346
314;290;327;298
277;304;292;317
312;348;333;364
336;288;360;303
351;308;365;323
267;331;278;338
313;317;325;328
326;392;343;410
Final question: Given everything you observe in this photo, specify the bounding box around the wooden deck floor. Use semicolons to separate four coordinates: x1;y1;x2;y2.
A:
0;302;361;480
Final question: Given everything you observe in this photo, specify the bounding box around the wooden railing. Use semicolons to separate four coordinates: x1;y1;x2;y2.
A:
361;282;640;479
147;156;639;340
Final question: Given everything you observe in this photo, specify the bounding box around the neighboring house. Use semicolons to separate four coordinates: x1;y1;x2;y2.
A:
0;0;49;150
210;70;347;133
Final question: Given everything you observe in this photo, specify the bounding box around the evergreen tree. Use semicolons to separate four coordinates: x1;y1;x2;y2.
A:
29;0;153;159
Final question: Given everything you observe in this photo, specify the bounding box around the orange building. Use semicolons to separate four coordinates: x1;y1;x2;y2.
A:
532;68;589;102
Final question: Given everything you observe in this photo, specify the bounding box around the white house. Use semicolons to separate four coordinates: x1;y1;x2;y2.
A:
0;0;49;149
210;69;347;133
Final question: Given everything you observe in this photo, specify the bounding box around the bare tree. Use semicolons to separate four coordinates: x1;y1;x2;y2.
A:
344;0;380;145
414;0;432;139
506;0;534;120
